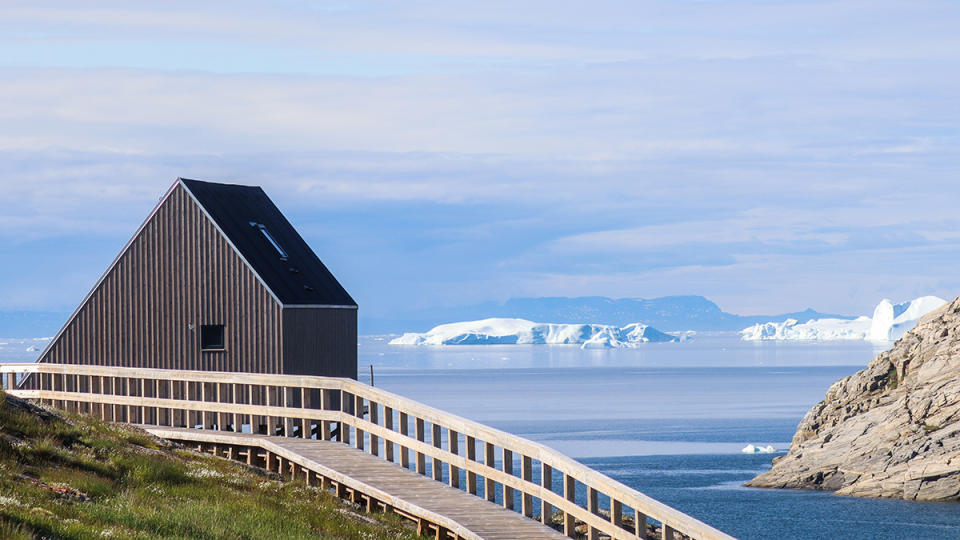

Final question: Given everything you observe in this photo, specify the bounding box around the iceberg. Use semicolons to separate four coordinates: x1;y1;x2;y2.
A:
741;296;947;342
742;444;776;454
740;316;873;341
389;318;678;348
868;296;947;341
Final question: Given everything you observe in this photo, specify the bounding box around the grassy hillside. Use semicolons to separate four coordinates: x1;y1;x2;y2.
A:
0;391;419;540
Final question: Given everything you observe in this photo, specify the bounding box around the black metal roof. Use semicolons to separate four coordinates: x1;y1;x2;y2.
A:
180;178;356;307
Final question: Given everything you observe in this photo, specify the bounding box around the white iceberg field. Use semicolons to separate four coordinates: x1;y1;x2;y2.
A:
389;318;678;348
740;296;947;342
742;444;776;454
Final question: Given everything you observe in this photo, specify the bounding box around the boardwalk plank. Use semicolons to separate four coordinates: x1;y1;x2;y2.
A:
144;427;569;540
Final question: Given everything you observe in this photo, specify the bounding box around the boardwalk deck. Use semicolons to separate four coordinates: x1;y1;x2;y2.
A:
143;426;569;540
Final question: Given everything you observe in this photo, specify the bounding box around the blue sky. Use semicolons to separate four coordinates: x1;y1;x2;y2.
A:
1;1;959;320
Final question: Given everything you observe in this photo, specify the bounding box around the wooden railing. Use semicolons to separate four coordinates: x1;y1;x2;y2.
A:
0;364;734;540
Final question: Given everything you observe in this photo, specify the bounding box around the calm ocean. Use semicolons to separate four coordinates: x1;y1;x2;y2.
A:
362;334;960;540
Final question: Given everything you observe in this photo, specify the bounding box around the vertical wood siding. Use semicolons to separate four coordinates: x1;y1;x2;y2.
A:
39;185;283;373
282;308;357;379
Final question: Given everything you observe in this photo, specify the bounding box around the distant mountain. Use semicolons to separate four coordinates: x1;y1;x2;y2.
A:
0;311;69;338
359;295;855;334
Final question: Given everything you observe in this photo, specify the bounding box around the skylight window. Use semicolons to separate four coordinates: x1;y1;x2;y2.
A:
249;221;288;260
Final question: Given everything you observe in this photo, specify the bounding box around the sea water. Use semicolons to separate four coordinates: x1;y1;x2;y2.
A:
361;334;960;540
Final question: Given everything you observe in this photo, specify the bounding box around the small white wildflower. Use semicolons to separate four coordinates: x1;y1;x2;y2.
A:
187;468;225;479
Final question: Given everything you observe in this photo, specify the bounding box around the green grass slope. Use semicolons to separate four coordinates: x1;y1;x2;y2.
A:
0;391;419;540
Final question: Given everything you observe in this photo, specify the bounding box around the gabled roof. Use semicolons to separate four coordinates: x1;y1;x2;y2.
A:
180;178;356;308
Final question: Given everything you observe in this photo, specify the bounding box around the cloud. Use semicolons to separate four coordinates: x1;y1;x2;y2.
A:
1;2;959;316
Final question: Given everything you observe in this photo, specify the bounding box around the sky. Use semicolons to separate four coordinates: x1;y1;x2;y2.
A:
1;1;959;323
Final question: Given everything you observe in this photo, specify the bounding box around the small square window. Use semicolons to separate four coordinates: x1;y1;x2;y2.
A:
200;324;225;351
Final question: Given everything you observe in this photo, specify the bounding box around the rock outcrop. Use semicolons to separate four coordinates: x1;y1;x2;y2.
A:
746;296;960;500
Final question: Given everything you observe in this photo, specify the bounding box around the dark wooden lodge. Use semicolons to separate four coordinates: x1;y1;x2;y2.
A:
38;178;357;378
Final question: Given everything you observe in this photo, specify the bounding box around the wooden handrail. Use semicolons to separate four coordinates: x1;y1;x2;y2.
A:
0;363;735;540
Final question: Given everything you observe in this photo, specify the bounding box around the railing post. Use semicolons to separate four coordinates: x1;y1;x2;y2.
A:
432;424;444;482
200;382;208;429
448;430;460;489
522;455;533;518
415;418;426;475
216;382;225;430
97;376;104;420
466;436;478;495
369;401;379;456
635;508;647;538
179;381;188;428
125;377;131;423
283;387;295;437
384;406;395;462
163;381;177;427
502;448;514;510
301;387;311;439
114;377;123;423
484;442;496;503
564;473;576;537
320;389;333;440
98;375;106;420
340;391;351;444
224;383;233;431
50;373;57;408
612;499;623;530
588;487;600;540
354;394;365;450
399;412;410;468
663;524;675;540
96;376;107;420
75;373;83;413
266;385;277;436
135;377;144;424
248;384;259;434
153;379;162;426
541;463;553;526
170;380;180;427
225;383;234;431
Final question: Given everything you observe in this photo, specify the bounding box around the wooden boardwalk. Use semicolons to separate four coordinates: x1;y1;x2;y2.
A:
4;364;734;539
144;426;569;540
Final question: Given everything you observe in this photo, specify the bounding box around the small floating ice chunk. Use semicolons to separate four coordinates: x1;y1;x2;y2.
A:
742;444;776;454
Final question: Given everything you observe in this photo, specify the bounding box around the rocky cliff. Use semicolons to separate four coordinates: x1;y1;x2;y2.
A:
747;296;960;500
